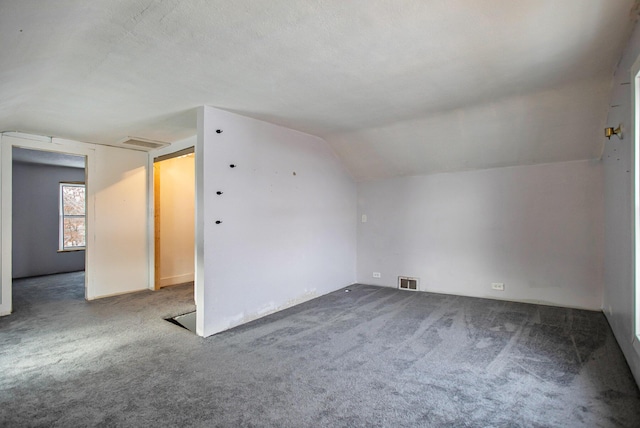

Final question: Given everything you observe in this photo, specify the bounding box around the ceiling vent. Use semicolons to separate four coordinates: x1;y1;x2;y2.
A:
117;137;170;151
398;276;419;291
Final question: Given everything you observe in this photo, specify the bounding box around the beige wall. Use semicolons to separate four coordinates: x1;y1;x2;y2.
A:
89;144;149;299
155;153;195;288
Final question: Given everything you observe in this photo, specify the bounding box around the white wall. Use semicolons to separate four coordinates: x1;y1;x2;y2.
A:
12;161;85;278
602;22;640;386
197;106;356;337
88;144;149;299
358;160;603;310
155;154;195;287
0;133;149;314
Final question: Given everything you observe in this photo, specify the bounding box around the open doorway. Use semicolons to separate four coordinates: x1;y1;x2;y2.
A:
153;147;195;290
11;147;87;309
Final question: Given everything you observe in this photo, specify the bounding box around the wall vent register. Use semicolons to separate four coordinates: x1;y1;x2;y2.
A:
398;276;419;291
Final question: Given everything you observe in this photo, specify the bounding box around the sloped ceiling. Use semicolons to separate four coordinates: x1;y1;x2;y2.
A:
0;1;636;180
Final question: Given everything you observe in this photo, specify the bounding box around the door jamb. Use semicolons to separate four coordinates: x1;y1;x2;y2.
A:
146;138;196;292
0;132;95;314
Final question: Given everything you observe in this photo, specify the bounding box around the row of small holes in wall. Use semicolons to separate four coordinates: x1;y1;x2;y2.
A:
213;129;298;225
215;129;227;224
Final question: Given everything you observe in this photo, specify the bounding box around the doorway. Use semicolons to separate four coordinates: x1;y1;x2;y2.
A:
153;147;195;290
11;147;87;307
0;132;95;316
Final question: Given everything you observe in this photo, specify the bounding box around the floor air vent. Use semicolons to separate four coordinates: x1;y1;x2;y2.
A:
398;276;419;291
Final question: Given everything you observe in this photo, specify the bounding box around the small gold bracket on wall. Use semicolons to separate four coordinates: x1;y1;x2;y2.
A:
605;124;623;140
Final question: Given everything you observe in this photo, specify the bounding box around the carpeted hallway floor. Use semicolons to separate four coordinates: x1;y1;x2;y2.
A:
1;272;639;427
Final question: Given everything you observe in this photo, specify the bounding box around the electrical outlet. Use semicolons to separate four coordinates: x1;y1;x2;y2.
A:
361;214;367;223
373;272;381;278
491;283;504;291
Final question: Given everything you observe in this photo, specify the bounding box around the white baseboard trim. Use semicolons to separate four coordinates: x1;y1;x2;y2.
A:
86;287;149;300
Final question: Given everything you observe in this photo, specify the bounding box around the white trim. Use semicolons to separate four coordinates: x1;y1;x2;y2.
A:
195;107;206;336
0;136;11;316
0;133;94;308
59;182;86;251
147;152;155;290
632;54;640;348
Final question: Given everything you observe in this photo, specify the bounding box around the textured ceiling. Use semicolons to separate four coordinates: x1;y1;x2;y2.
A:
0;1;636;180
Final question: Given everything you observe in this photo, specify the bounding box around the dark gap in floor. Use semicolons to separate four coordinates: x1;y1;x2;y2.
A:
165;311;197;334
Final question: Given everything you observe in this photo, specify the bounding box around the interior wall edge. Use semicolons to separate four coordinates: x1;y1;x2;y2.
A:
602;18;640;388
198;105;357;337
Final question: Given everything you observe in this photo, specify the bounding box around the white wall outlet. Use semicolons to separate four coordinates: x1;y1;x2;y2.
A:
361;214;367;223
491;282;504;291
373;272;381;278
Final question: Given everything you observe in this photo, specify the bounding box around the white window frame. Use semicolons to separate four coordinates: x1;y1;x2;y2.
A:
59;182;86;251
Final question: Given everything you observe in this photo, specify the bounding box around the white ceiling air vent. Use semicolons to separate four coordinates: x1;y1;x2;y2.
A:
398;276;419;291
117;137;170;151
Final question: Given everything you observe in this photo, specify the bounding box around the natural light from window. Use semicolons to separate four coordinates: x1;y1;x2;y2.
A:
59;182;85;251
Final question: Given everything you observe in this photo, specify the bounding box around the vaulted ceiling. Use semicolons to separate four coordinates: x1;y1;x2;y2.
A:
0;1;637;180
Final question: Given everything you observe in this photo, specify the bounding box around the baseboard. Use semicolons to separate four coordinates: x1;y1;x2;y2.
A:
201;288;328;337
86;287;149;300
158;273;194;288
363;283;601;311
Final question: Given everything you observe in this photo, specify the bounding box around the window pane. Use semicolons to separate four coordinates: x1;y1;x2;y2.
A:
63;217;85;248
62;185;85;215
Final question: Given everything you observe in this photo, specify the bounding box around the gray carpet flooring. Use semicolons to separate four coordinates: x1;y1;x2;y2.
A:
1;272;639;427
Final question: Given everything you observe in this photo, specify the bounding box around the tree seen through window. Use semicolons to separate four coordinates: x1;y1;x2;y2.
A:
60;183;85;250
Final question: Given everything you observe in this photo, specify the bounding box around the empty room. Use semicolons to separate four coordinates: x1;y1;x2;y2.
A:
2;1;640;426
